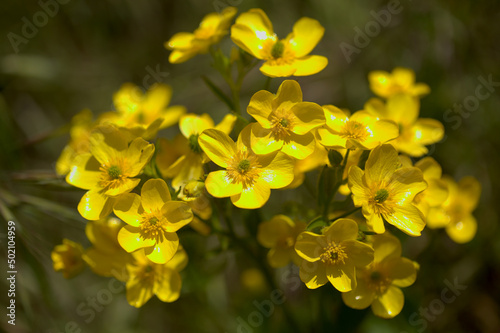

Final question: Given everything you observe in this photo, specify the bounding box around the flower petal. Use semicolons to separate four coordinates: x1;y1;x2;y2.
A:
118;225;155;252
230;177;271;209
291;102;325;135
281;132;316;159
162;201;193;232
343;240;375;267
257;215;294;248
146;233;179;264
247;90;275;127
365;144;400;185
371;286;404;318
384;204;426;236
323;219;359;243
292;55;328;76
154;269;182;302
341;274;375;309
294;231;323;262
198;129;236;168
205;170;243;197
230;9;274;58
326;263;355;292
274;80;303;105
114;193;143;227
250;123;283;155
446;214;477;244
289;17;325;58
180;113;214;138
268;247;293;268
259;151;295;189
385;257;417;288
141;179;171;212
126;273;154;308
125;137;155;177
104;178;141;196
66;154;101;190
78;190;115;221
299;260;328;289
260;62;297;78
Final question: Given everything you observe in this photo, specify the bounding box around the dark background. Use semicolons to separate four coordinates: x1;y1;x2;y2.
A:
1;0;499;332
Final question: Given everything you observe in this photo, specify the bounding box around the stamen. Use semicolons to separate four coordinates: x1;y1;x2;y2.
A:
271;41;285;58
188;134;203;153
320;243;348;265
374;189;389;203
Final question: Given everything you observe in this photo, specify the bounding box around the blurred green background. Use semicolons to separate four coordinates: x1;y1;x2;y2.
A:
1;0;499;332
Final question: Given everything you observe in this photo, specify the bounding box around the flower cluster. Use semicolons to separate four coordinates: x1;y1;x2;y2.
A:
52;7;480;320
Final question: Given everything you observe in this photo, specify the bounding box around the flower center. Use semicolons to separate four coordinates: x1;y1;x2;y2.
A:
270;109;295;140
107;166;122;179
140;212;166;241
340;120;370;141
99;162;127;189
188;134;203;153
226;151;261;189
320;243;348;265
366;267;391;294
271;41;285;58
374;189;389;203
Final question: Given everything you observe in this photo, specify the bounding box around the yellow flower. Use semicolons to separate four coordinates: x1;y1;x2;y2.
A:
342;233;418;318
231;9;328;77
348;144;427;236
126;247;188;308
368;67;430;98
257;215;306;268
114;179;193;264
162;113;236;190
285;141;329;189
51;239;85;279
198;125;295;209
82;217;132;280
400;156;449;217
317;105;399;150
248;80;325;159
179;180;213;237
165;7;237;64
294;218;374;291
112;83;186;138
66;125;155;220
427;176;481;243
365;94;444;157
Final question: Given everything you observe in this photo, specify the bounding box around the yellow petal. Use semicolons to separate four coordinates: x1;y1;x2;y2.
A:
114;193;143;227
411;82;431;96
205;170;243;197
162;201;193;232
66;154;101;190
317;127;348;149
168;49;197;64
348;166;369;207
260;62;296;78
342;240;375;267
323;218;359;243
118;225;155;252
368;70;391;97
125;137;155;177
250;123;283;155
386;94;419;126
385;204;426;236
154;269;182;302
274;80;303;105
160;105;187;129
198;129;236;168
365;144;400;185
143;83;172;114
373;233;402;263
371;286;404;318
126;275;154;308
230;178;271;209
141;179;171;212
281;132;316;159
342;274;375;309
292;55;328;76
299;260;328;289
415;156;442;180
289;17;325;58
89;125;128;165
166;247;189;271
214;114;237;134
386;257;417;288
257;214;294;248
361;119;399;149
294;231;323;262
366;209;386;234
426;206;451;229
247;90;275;127
166;32;195;50
326;263;355;292
169;153;204;190
259;151;295;189
180;113;214;138
388;167;427;204
104;178;141;196
146;233;179;264
456;176;482;212
392;67;415;88
410;118;444;145
230;9;273;58
78;190;115;221
291;102;325;135
268;247;293;268
446;214;477;244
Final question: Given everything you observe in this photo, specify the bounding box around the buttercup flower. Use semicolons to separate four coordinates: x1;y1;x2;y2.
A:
111;83;186;138
427;176;481;243
165;7;237;64
348;145;427;236
231;9;328;77
198;125;294;209
162;113;236;190
316;105;399;150
285;141;329;189
257;215;306;268
126;247;188;308
365;94;444;157
368;67;430;98
294;218;374;291
342;233;418;318
66;125;155;220
114;179;193;264
248;80;325;159
51;239;85;279
83;217;132;280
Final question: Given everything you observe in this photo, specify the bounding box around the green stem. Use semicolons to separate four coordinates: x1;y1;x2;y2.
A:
329;206;361;222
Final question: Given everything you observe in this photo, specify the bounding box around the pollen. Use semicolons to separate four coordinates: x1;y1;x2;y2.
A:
140;212;166;241
340;120;370;141
270;108;295;140
99;162;127;189
320;242;348;265
262;39;295;65
226;151;261;189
